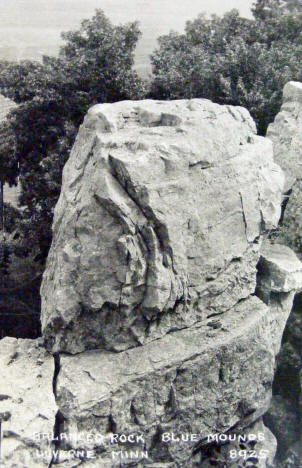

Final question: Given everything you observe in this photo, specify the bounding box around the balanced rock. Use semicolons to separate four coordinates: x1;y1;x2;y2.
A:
3;97;302;467
41;99;284;354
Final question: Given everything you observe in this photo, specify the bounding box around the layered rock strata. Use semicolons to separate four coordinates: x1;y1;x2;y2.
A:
2;242;301;467
1;97;302;467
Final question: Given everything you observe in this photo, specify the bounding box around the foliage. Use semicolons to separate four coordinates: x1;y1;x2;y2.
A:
0;118;18;186
0;10;146;262
3;203;23;234
150;3;302;135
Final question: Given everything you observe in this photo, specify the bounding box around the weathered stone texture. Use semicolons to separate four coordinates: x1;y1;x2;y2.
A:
0;337;57;467
258;243;302;294
279;179;302;258
267;81;302;192
41;99;284;354
3;96;301;467
267;82;302;261
54;297;277;466
52;241;301;468
199;419;277;468
264;81;302;465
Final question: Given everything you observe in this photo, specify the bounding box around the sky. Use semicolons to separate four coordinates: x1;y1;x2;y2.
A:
0;0;254;74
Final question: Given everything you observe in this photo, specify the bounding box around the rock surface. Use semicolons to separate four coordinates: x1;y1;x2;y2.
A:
268;81;302;257
267;81;302;192
279;179;302;259
265;292;302;465
0;337;57;467
257;242;302;295
264;81;302;464
198;419;277;468
2;97;301;467
41;98;284;354
53;295;286;467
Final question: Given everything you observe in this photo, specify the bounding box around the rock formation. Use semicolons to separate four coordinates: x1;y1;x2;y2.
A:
1;97;302;467
266;81;302;193
266;81;302;259
41;99;283;354
265;81;302;466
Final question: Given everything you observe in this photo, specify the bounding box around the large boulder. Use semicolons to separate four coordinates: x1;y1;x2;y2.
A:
2;241;299;467
267;81;302;257
41;98;284;354
36;98;302;467
2;97;302;467
53;296;279;467
47;243;301;467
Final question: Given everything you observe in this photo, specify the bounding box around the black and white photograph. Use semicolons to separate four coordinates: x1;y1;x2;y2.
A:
0;1;301;467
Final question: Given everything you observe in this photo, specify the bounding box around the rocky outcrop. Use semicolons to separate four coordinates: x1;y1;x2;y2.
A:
264;292;302;466
41;99;284;354
2;241;300;467
265;81;302;465
2;97;302;467
199;419;277;468
279;179;302;258
266;81;302;193
0;337;57;467
53;296;279;467
268;82;302;262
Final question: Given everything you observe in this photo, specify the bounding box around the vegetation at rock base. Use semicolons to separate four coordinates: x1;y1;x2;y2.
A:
150;0;302;135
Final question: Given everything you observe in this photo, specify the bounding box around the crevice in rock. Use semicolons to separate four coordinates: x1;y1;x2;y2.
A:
239;192;248;241
189;160;214;169
130;401;140;425
48;353;66;467
108;154;172;257
107;414;117;433
52;353;60;398
279;188;293;226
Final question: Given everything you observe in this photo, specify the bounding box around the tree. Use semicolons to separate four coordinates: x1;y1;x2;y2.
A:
150;5;302;135
0;9;146;261
0;119;18;232
252;0;302;19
